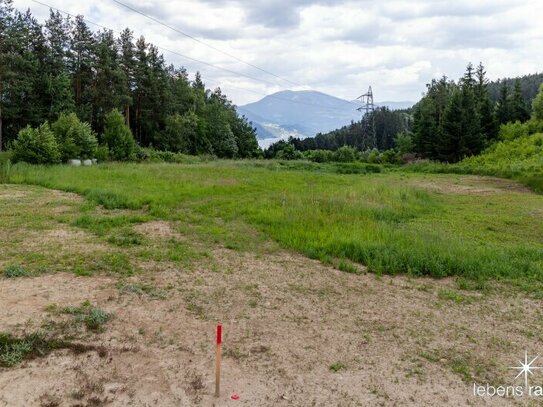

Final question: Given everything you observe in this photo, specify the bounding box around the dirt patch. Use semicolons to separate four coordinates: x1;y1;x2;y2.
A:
0;188;28;200
412;176;532;195
134;220;181;240
22;226;108;254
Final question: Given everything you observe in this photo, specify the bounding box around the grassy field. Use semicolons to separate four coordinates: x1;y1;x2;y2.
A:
4;160;542;290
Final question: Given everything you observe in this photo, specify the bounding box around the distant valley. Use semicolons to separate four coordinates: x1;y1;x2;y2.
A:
237;90;413;147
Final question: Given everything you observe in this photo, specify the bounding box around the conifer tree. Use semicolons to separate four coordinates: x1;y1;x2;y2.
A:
496;81;510;124
475;62;498;142
510;79;530;123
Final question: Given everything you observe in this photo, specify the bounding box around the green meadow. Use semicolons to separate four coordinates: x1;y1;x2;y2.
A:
4;160;542;289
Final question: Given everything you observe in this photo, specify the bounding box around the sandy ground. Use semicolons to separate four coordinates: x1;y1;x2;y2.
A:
1;184;543;406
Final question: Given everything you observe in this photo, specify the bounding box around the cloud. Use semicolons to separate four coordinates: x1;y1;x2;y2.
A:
11;0;543;104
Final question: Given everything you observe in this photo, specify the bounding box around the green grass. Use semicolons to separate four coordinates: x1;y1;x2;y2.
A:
5;161;543;287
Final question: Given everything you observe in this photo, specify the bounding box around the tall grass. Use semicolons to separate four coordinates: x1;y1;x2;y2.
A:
6;160;543;282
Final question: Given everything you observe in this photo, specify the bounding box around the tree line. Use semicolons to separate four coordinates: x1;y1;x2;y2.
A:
412;63;541;162
0;0;259;159
265;107;412;159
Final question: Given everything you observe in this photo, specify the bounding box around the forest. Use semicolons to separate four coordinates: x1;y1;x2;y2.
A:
0;0;259;160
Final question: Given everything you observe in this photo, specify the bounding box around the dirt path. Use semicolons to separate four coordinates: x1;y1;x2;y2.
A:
1;185;542;406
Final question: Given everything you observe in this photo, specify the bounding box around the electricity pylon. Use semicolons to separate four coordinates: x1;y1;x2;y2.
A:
356;86;376;149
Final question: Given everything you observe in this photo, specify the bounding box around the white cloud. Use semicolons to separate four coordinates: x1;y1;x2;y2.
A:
12;0;543;105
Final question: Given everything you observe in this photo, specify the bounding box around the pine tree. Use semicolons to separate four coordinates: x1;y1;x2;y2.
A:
412;77;454;159
439;64;484;162
44;10;70;74
475;62;498;142
496;81;510;124
69;15;95;122
0;0;16;150
93;29;128;133
510;79;530;122
117;28;135;126
103;109;135;161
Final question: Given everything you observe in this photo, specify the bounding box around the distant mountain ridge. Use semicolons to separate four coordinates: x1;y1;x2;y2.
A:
237;90;413;146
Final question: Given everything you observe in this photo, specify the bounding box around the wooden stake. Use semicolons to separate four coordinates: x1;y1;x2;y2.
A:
215;324;222;398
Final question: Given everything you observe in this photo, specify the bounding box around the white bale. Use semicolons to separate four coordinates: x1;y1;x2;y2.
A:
82;159;93;166
68;159;82;167
91;159;98;165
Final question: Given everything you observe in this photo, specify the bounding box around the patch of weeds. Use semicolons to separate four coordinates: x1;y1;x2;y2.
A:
62;301;111;332
0;332;69;367
329;362;347;372
107;229;144;247
73;265;93;277
117;282;168;299
337;260;361;274
2;265;48;279
437;288;476;304
419;350;441;363
167;240;198;264
3;265;32;278
456;277;488;291
449;357;475;383
100;253;135;275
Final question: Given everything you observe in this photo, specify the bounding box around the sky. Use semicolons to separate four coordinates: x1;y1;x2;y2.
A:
12;0;543;105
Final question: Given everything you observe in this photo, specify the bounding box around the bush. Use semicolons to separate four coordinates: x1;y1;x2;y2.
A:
94;145;110;162
275;144;303;160
499;121;528;141
12;123;61;164
334;146;357;162
394;132;414;154
51;113;98;160
305;150;334;163
103;109;136;161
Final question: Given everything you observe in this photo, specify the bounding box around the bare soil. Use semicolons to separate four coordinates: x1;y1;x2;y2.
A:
1;185;541;406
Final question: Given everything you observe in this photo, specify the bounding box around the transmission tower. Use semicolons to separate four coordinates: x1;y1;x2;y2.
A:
356;86;376;149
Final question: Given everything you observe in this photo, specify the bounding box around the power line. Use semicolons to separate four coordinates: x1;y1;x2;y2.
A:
111;0;305;89
110;0;361;109
29;0;360;113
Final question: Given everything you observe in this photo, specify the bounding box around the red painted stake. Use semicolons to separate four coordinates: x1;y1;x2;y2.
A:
215;324;222;398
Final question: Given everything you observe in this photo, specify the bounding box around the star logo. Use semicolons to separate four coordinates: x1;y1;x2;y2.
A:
510;351;542;390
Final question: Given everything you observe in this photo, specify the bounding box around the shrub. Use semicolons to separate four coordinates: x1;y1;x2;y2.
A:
334;146;357;162
103;109;136;161
305;150;334;163
12;123;61;164
94;145;110;162
3;265;31;278
275;144;303;160
499;121;528;141
394;132;414;154
380;149;401;164
51;113;98;160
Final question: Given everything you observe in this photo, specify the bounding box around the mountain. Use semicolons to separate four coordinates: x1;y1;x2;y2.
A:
237;90;413;146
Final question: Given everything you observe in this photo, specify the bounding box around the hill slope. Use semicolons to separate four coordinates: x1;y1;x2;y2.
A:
238;90;413;144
